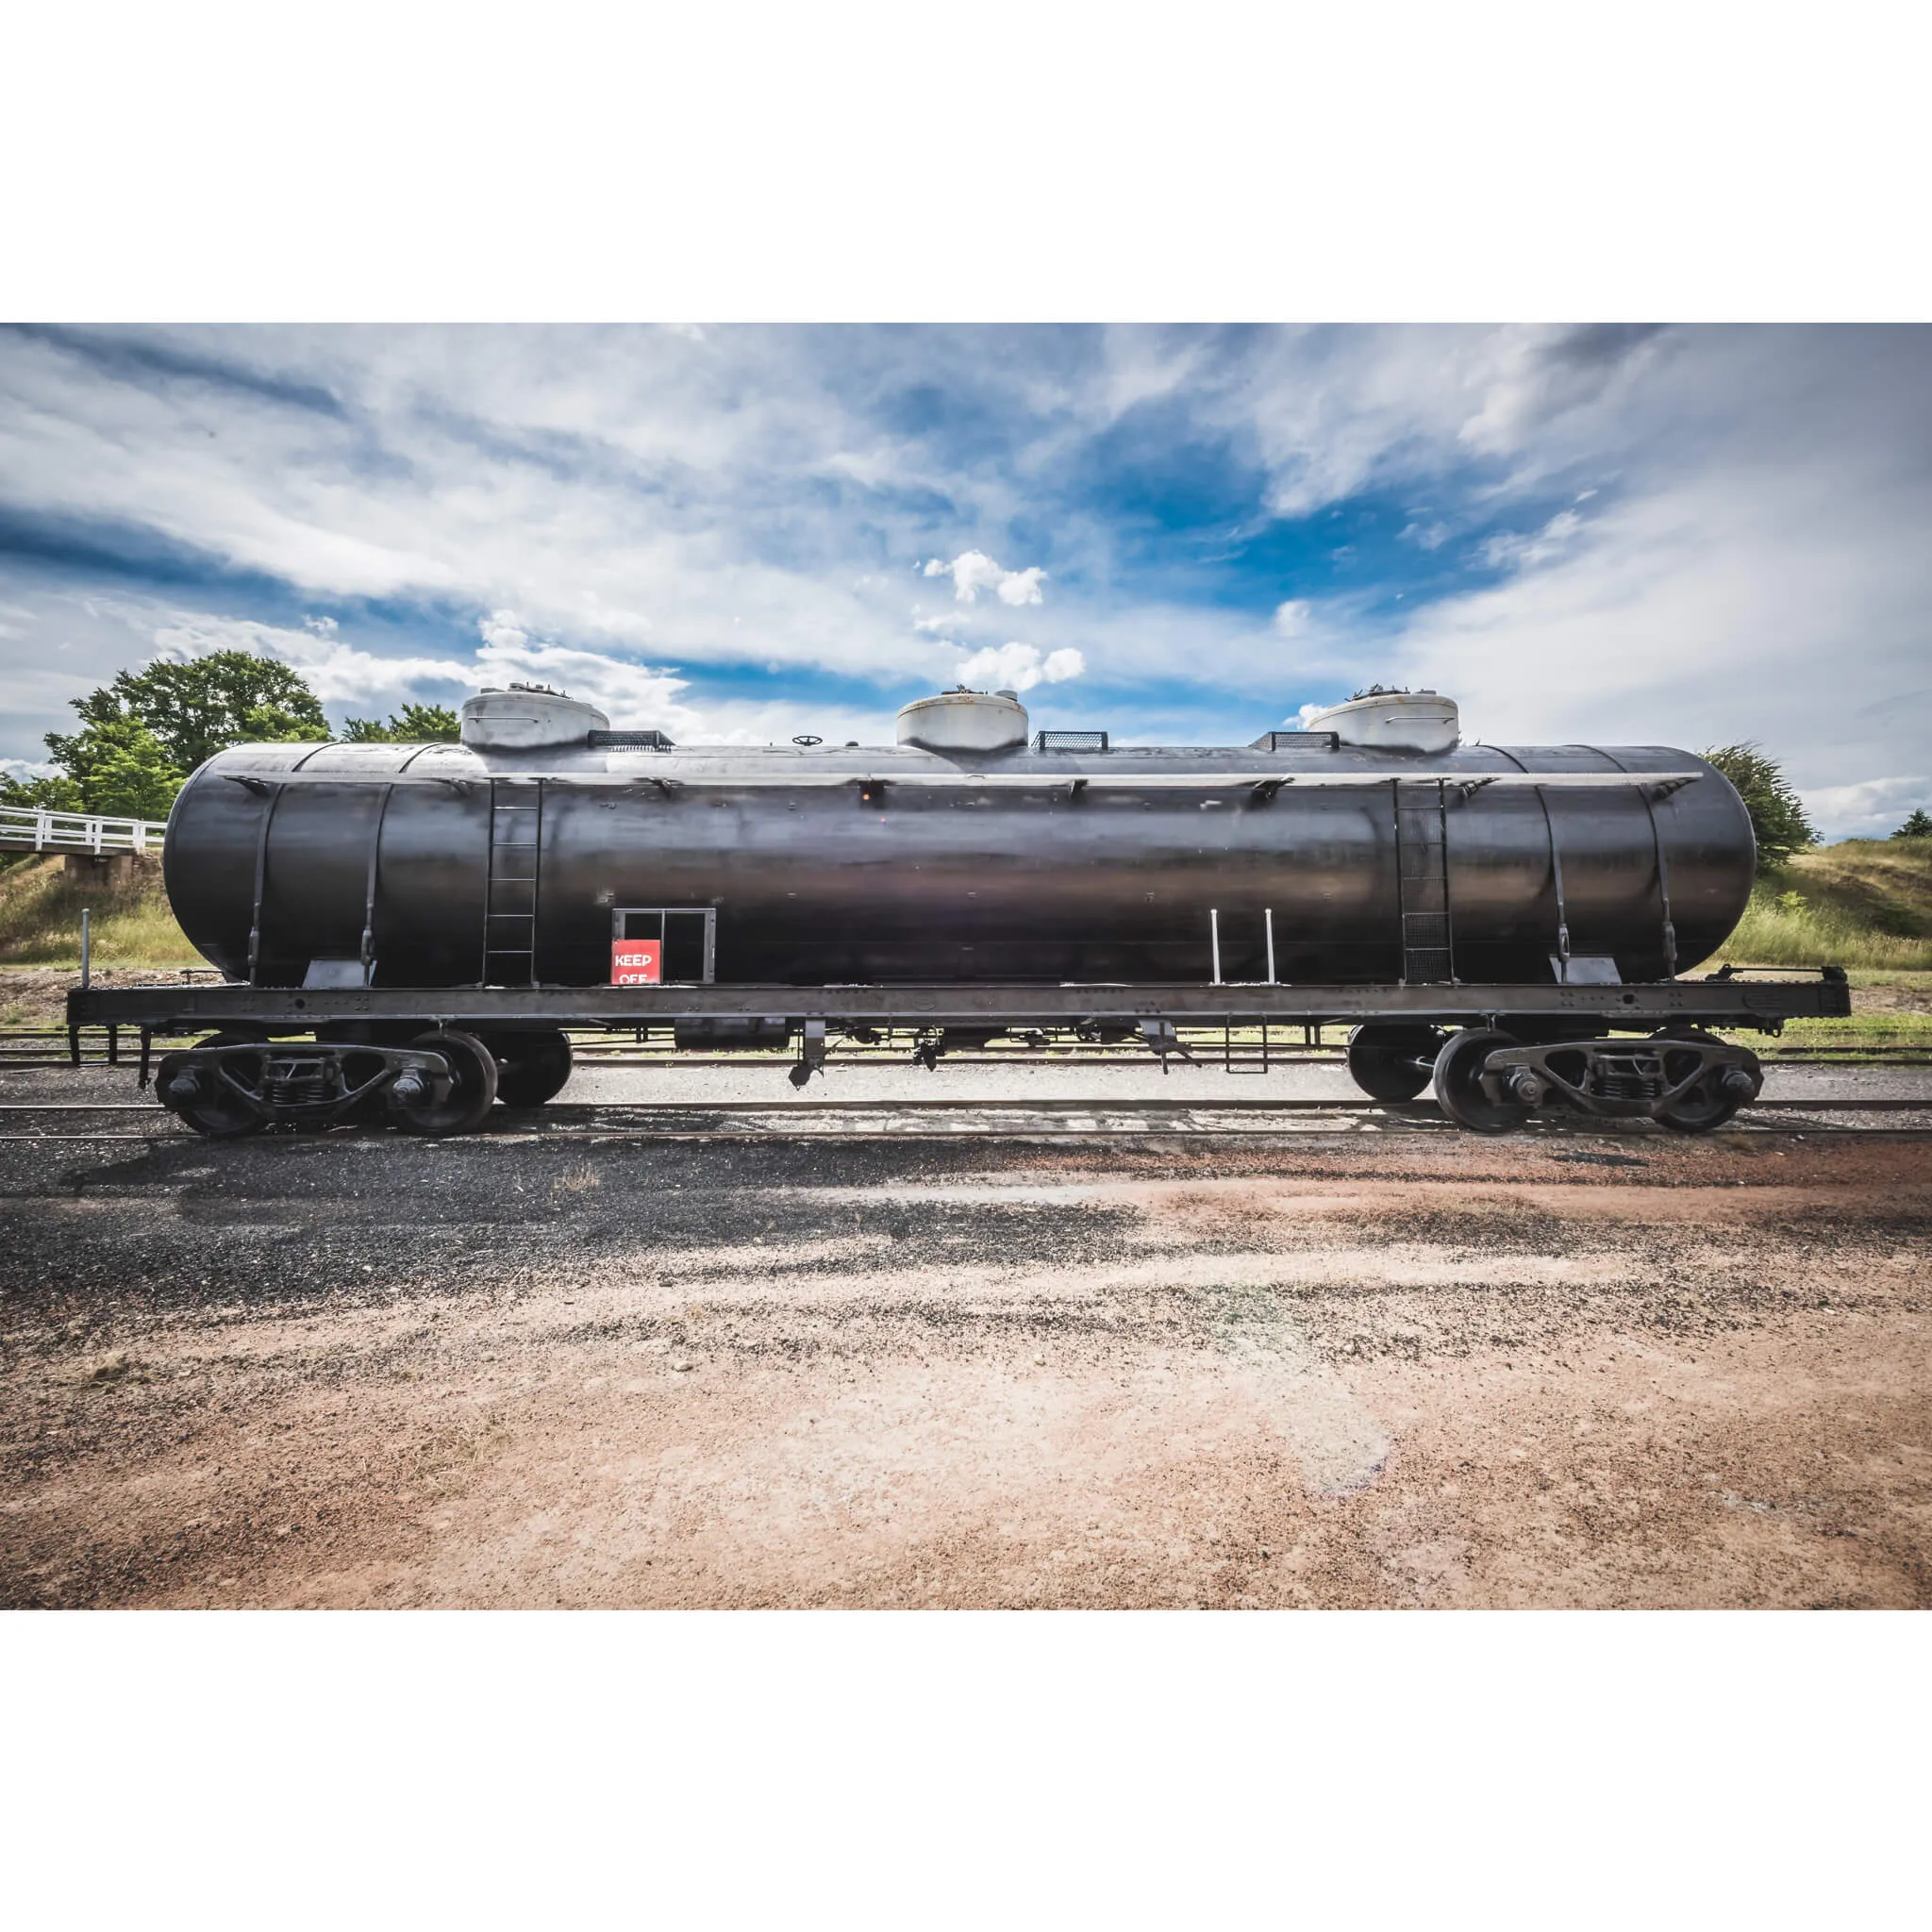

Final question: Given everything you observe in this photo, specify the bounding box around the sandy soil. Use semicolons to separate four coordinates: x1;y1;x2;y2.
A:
2;1080;1927;1608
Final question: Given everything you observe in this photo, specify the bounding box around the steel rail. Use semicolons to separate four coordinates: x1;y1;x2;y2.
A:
2;1096;1926;1122
5;1122;1930;1144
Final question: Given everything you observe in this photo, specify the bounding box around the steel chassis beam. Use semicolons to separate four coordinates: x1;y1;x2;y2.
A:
69;974;1849;1034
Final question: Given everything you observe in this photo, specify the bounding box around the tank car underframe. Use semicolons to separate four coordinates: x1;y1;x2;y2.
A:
70;973;1847;1138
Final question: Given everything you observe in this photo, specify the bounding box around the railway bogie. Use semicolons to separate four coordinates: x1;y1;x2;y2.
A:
132;1003;1792;1138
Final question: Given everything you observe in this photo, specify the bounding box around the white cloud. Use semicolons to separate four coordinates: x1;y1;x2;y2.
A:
478;609;528;653
472;609;697;733
1389;393;1932;805
1210;325;1674;521
147;613;474;705
1457;325;1670;456
1479;508;1583;572
954;641;1085;692
1273;599;1311;636
0;325;987;691
1801;775;1931;841
924;550;1047;606
1398;520;1450;550
143;600;892;744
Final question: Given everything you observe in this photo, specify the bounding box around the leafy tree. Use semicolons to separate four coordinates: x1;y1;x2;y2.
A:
73;717;187;819
38;713;185;820
1894;808;1932;839
23;650;333;821
0;771;85;813
1703;743;1817;874
47;651;329;777
340;703;461;742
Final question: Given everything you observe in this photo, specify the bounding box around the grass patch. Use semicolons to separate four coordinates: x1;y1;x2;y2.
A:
0;855;200;968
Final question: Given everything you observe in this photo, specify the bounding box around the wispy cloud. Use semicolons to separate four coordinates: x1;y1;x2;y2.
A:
148;612;474;704
1478;508;1584;572
1799;775;1931;840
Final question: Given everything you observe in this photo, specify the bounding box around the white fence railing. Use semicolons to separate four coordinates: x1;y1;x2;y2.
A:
0;805;167;856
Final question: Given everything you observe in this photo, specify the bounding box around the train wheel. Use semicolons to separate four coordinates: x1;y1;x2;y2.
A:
489;1030;574;1108
1346;1024;1441;1101
1651;1027;1750;1134
391;1029;498;1137
164;1032;268;1139
1433;1027;1533;1134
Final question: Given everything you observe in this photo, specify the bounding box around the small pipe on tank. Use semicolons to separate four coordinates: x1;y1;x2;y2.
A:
1265;908;1276;985
1209;908;1222;985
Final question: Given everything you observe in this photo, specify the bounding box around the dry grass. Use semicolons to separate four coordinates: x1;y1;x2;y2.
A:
1692;838;1932;974
0;855;200;968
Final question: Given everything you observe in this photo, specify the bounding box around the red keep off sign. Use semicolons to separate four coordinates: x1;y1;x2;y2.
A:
611;940;661;985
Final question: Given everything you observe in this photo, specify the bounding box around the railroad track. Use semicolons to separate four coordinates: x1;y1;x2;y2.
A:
6;1028;1932;1072
1;1095;1927;1142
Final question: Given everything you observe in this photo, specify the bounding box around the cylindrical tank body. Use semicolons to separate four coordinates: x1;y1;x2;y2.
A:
162;725;1755;989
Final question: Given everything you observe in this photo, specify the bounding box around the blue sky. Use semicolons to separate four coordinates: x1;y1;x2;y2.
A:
2;324;1928;836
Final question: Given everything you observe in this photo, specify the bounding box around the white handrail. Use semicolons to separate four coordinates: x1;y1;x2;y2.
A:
0;804;167;855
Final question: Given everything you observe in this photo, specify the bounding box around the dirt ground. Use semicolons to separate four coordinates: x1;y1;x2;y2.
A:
0;966;209;1030
2;1077;1927;1609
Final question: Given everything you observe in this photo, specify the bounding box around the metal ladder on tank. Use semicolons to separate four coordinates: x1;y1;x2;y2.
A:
483;779;542;987
1394;778;1456;984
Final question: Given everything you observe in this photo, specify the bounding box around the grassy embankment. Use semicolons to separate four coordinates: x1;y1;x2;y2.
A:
0;854;199;971
1691;838;1932;1048
1709;838;1932;973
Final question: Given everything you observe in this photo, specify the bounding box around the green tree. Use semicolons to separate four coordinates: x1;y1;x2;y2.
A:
75;717;187;819
0;771;85;813
340;703;461;742
29;650;334;821
39;713;185;820
1703;743;1817;874
48;651;329;776
1894;808;1932;839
